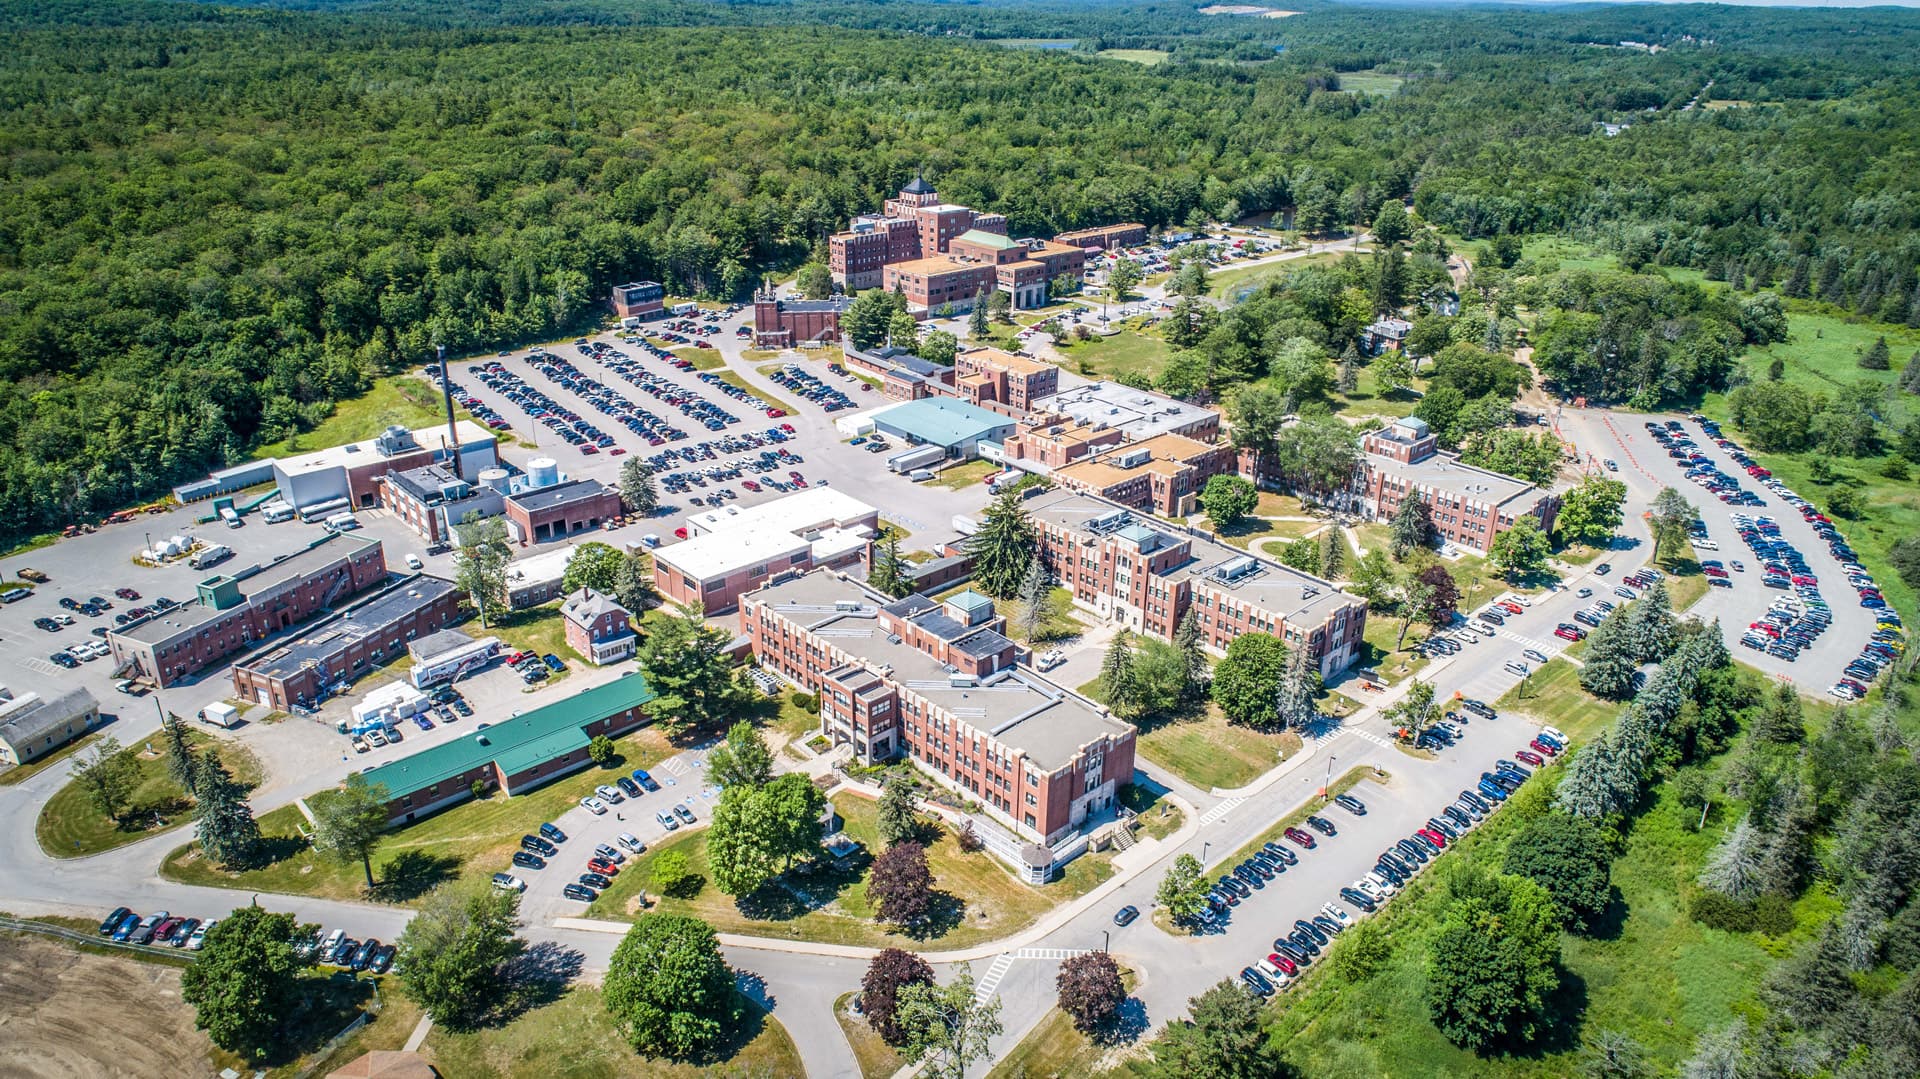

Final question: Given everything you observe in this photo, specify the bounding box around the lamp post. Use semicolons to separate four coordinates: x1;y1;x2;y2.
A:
1321;754;1335;799
1202;841;1210;865
1101;929;1110;953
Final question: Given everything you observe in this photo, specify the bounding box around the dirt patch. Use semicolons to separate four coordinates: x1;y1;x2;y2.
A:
0;934;213;1078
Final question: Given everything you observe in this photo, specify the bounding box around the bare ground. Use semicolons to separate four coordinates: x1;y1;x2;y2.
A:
0;934;213;1079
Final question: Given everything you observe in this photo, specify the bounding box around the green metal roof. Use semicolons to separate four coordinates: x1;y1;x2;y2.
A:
948;590;996;617
362;673;654;799
874;398;1013;449
957;228;1018;250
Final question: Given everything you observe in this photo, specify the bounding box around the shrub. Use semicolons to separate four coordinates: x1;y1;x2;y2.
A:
1751;894;1797;936
790;691;819;712
1689;890;1756;932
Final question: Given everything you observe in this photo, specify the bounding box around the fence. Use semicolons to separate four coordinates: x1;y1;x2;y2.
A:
0;915;195;962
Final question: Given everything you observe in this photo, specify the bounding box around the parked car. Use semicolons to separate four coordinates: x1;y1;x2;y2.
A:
656;810;680;831
97;906;133;935
616;832;647;855
580;796;609;815
1305;815;1337;836
492;873;527;892
594;784;625;804
631;769;660;792
512;851;546;870
1334;794;1367;815
1283;827;1317;849
673;803;697;824
562;884;597;902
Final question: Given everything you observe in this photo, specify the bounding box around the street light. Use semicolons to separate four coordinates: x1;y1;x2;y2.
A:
1322;754;1336;799
1101;929;1110;953
1202;841;1210;865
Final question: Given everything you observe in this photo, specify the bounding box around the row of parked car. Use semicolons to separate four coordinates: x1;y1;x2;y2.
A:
643;424;797;473
1649;419;1767;509
502;818;653;903
768;363;855;412
1235;727;1572;998
695;370;788;419
1206;795;1364;923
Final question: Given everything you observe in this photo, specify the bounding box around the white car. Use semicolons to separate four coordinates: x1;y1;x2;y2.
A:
580;796;608;815
616;832;647;855
1322;903;1355;928
595;784;625;804
187;919;217;950
491;873;526;892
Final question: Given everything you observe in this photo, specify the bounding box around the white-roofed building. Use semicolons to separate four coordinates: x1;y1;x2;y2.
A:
654;489;880;613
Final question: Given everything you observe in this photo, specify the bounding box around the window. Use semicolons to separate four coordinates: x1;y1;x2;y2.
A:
1025;792;1037;806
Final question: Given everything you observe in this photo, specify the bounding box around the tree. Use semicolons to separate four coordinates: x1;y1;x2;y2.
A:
69;735;137;824
868;525;912;599
634;605;750;737
587;733;616;767
795;262;832;300
1649;487;1698;565
877;777;923;847
181;905;315;1058
453;512;512;628
919;329;957;367
1556;475;1627;548
1374;348;1416;395
1698;813;1765;900
1107;257;1142;302
895;967;1004;1079
1349;548;1397;607
705;721;773;789
707;773;824;895
603;915;736;1059
1489;516;1550;580
1057;951;1126;1035
1387;679;1438;740
1157;852;1212;925
310;774;390;890
1860;335;1891;370
1131;639;1191;716
1210;633;1288;729
963;488;1035;599
1199;474;1257;529
1330;919;1393;982
862;948;935;1046
888;311;920;352
1579;614;1641;700
564;540;626;595
1503;811;1614;931
845;289;899;350
1174;609;1210;698
1275;641;1320;731
1390;495;1432;558
1269;413;1361;505
1014;559;1059;642
1371;199;1411;246
868;840;934;925
1415;563;1460;626
397;883;527;1029
1226;386;1290;451
1752;682;1806;745
194;751;261;869
612;550;656;613
1426;872;1561;1050
651;849;694;898
619;457;658;515
1395;576;1435;652
1337;342;1360;393
1828;484;1864;519
1151;980;1292;1079
161;712;198;797
1271;336;1334;400
968;288;990;339
1099;630;1139;718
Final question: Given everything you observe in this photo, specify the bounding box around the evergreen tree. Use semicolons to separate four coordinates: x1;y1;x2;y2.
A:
634;604;751;737
193;750;261;869
161;712;199;797
1337;342;1360;393
619;457;658;515
1014;559;1056;642
1699;813;1765;900
1782;256;1811;298
1860;335;1891;370
968;287;990;339
1751;682;1806;745
1389;495;1431;557
1316;527;1344;579
611;551;656;613
877;778;922;848
1174;609;1210;699
868;525;912;598
1274;642;1319;731
962;488;1035;599
1901;351;1920;394
1100;631;1138;718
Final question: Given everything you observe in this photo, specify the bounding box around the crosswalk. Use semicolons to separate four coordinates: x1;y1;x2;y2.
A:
974;953;1015;1002
1199;796;1246;827
1344;726;1397;749
1013;947;1091;960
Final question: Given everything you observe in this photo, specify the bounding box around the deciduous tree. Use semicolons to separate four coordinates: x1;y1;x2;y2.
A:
1150;980;1292;1079
453;512;513;627
862;948;935;1046
1426;871;1561;1050
1489;516;1550;580
1157;852;1211;925
868;840;935;926
563;540;626;595
181;905;316;1058
705;721;773;789
896;967;1003;1079
310;774;390;890
1503;811;1614;931
396;883;527;1029
1200;474;1257;528
1057;951;1126;1034
1210;633;1288;729
69;735;137;824
603;915;736;1059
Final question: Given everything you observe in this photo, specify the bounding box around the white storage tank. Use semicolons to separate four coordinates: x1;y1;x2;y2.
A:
526;458;560;489
477;467;511;494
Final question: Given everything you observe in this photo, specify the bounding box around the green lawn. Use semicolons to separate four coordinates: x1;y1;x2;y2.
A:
934;583;1085;644
254;376;451;459
932;460;999;490
1721;307;1920;401
161;725;679;904
1208;251;1346;301
1331;363;1424;419
1335;70;1405;95
1099;48;1168;65
675;346;724;371
37;732;261;857
1359;616;1433;685
714;369;804;415
423;986;800;1079
987;967;1140;1078
1494;658;1619;742
1079;677;1298;790
1055;328;1174;383
587;792;1086;948
492;603;592;675
836;992;906;1079
1518;234;1617;274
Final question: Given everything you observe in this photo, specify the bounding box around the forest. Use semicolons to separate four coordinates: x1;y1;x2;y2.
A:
1;0;1919;537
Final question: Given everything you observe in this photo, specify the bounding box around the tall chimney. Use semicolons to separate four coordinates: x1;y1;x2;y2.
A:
438;344;463;481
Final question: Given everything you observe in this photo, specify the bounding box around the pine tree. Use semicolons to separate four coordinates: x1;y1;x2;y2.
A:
1699;813;1765;900
1817;254;1845;303
1901;351;1920;394
1860;335;1891;370
193;750;261;869
1782;256;1811;299
970;286;991;340
869;526;912;599
619;458;658;515
1726;259;1745;291
1751;682;1806;744
1481;315;1503;353
1316;527;1344;579
1389;495;1431;558
877;778;922;848
1274;642;1318;731
161;712;199;797
1337;342;1360;393
1173;609;1209;699
1100;631;1137;717
962;489;1035;599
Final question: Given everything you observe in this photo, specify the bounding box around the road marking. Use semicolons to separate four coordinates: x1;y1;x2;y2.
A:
1012;947;1091;960
1199;797;1246;826
22;659;59;677
663;757;689;776
975;953;1016;1002
1345;727;1396;749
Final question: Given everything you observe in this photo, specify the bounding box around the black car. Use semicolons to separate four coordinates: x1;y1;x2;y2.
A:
1240;967;1275;997
562;883;597;902
1295;918;1328;947
369;944;396;975
579;872;614;890
451;699;473;717
351;939;380;971
512;851;546;870
1397;838;1432;863
98;906;133;935
1289;930;1321;957
51;652;79;669
1334;793;1367;815
616;776;642;798
520;834;557;856
1261;841;1298;866
1305;815;1337;837
329;938;360;966
1340;886;1377;912
1271;939;1309;966
540;822;567;843
1113;905;1140;927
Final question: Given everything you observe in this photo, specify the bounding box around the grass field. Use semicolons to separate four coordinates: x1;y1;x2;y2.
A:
1208;251;1345;301
836;992;906;1079
675;346;724;371
422;986;801;1079
492;602;590;673
987;966;1141;1078
1517;234;1617;274
37;731;261;857
1494;657;1620;741
586;792;1073;949
713;368;802;415
1056;328;1174;383
252;377;450;459
161;725;679;904
1100;48;1169;65
932;460;999;490
1335;70;1405;95
1077;674;1298;790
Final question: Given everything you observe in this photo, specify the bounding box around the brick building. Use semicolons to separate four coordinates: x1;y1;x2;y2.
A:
364;674;656;824
230;575;463;711
108;534;390;687
1053;223;1149;251
609;281;666;321
503;479;623;544
751;292;855;349
560;588;637;666
1351;418;1560;555
844;346;956;402
1052;432;1236;517
1000;413;1127;470
1025;489;1367;676
951;348;1059;413
652;488;878;613
744;572;1136;850
379;463;505;545
273;422;498;516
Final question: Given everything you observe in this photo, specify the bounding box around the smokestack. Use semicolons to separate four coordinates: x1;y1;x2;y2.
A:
438;344;463;481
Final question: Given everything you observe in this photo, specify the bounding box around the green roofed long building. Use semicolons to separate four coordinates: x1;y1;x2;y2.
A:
361;673;654;824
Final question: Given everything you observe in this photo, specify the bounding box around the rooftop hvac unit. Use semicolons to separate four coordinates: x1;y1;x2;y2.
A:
1216;556;1258;583
835;600;859;612
949;673;978;688
1116;448;1150;469
886;634;903;644
1087;509;1129;534
1302;586;1319;599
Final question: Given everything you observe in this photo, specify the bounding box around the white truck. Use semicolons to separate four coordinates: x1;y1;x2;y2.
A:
951;515;980;536
219;506;241;528
323;511;360;532
198;702;241;728
189;543;234;570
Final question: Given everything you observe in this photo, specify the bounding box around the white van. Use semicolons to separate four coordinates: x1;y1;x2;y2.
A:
908;469;935;482
324;512;360;532
261;502;295;524
405;553;424;570
219;506;241;528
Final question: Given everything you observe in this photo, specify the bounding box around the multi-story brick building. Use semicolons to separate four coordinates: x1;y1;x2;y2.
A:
1024;489;1367;676
751;292;855;349
1054;223;1149;251
1000;413;1127;471
950;348;1059;413
845;346;957;402
744;572;1136;852
1051;432;1237;518
651;488;878;613
609;281;666;321
502;478;624;544
379;463;505;545
1353;418;1560;555
229;575;463;711
108;534;390;687
561;588;637;665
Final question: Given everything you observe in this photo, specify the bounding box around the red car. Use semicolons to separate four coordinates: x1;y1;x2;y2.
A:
742;480;761;492
780;424;796;434
673;527;689;539
505;650;533;665
1528;738;1559;757
1497;600;1524;615
114;588;141;601
587;858;621;876
1283;827;1317;849
1266;953;1299;976
1514;749;1546;767
1416;828;1448;849
1553;625;1585;642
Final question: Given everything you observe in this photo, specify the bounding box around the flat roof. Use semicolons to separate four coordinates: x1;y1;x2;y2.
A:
1366;442;1539;510
506;546;575;589
115;533;384;647
1023;488;1361;626
1030;381;1219;442
276;420;494;480
748;572;1130;770
961;347;1053;377
363;673;655;798
687;487;876;538
871;398;1015;448
885;255;985;281
664;489;877;583
235;576;456;680
507;478;613;514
